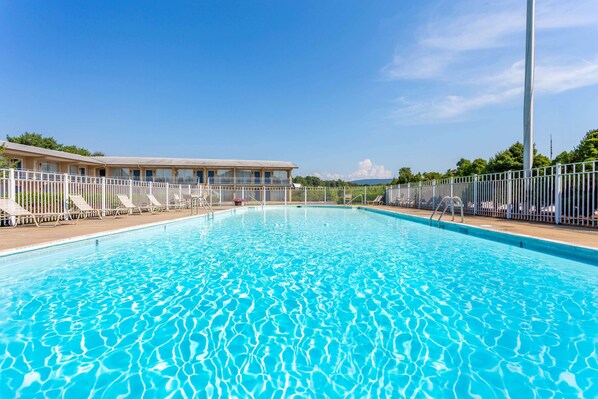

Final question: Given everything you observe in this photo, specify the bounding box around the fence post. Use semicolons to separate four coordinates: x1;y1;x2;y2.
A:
432;180;436;210
219;186;222;206
304;188;307;205
284;188;287;205
418;182;422;209
242;187;245;200
407;183;411;207
8;168;16;226
555;164;562;224
507;171;513;219
324;187;327;204
129;179;133;203
101;177;106;217
180;185;183;207
149;181;153;196
473;175;478;215
343;186;346;205
262;186;266;206
449;177;454;216
166;183;170;211
63;173;69;219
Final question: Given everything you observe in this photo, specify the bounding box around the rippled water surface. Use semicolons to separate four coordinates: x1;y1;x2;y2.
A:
0;207;597;398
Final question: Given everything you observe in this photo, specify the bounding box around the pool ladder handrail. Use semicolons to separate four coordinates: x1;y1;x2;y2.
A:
191;194;214;217
245;194;264;208
430;196;464;223
345;194;363;206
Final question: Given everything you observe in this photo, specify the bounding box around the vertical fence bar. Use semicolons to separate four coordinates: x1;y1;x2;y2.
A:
8;168;16;225
101;177;106;216
507;171;513;219
555;164;562;224
166;183;170;210
324;187;327;204
304;188;307;205
473;175;478;215
63;173;69;219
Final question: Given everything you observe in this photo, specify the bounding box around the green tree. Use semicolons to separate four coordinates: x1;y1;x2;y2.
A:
422;171;443;181
455;158;472;176
6;132;104;156
0;144;8;168
469;158;488;175
396;167;416;184
485;142;549;173
570;129;598;162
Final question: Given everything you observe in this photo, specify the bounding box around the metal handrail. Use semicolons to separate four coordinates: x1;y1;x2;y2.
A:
345;194;363;206
245;194;264;208
430;196;464;223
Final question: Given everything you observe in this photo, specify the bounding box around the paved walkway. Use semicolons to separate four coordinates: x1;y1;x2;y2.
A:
371;205;598;249
0;207;232;253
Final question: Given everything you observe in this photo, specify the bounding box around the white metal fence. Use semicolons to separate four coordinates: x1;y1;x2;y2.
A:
386;160;598;228
0;168;387;226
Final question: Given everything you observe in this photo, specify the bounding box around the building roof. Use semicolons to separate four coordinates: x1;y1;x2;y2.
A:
95;156;297;169
1;140;298;169
0;140;104;164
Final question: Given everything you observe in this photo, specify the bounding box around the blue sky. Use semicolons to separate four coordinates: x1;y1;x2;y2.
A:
1;1;597;180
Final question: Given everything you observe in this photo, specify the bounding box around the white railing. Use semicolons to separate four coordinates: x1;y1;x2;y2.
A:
0;168;387;226
386;160;598;228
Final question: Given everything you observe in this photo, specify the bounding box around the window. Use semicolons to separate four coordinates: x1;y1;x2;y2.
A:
69;165;78;175
176;169;194;184
216;169;232;184
79;167;86;176
98;169;106;177
236;170;251;184
145;170;154;182
196;170;204;184
40;162;59;173
111;168;130;179
272;170;288;184
155;169;173;183
132;169;141;181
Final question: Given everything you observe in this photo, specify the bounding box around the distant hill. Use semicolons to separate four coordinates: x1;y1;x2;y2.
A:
350;178;393;186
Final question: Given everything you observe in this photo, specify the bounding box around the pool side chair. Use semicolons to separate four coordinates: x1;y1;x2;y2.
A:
116;195;145;215
68;194;122;221
146;194;167;213
367;195;384;205
172;193;185;211
0;198;63;227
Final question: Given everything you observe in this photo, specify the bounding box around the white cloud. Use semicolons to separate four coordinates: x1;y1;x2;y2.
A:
314;159;393;181
383;0;598;123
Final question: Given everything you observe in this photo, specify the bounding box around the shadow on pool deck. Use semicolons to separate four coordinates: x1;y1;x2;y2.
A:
0;207;233;252
369;205;598;249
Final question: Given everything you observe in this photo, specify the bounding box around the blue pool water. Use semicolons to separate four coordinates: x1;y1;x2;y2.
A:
0;207;596;398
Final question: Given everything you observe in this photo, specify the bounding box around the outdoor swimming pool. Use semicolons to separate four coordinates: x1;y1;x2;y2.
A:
0;207;596;398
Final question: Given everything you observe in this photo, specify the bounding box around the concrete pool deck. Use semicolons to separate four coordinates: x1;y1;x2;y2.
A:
0;207;232;253
370;205;598;249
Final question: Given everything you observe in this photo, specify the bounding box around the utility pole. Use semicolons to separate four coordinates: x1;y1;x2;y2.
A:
523;0;535;173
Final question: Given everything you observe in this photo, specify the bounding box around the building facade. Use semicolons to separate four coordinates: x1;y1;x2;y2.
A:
1;141;297;186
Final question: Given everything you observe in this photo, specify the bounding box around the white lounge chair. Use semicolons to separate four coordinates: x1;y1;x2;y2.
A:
367;195;384;205
0;198;63;227
172;193;185;210
116;195;144;215
146;194;166;213
68;194;122;220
